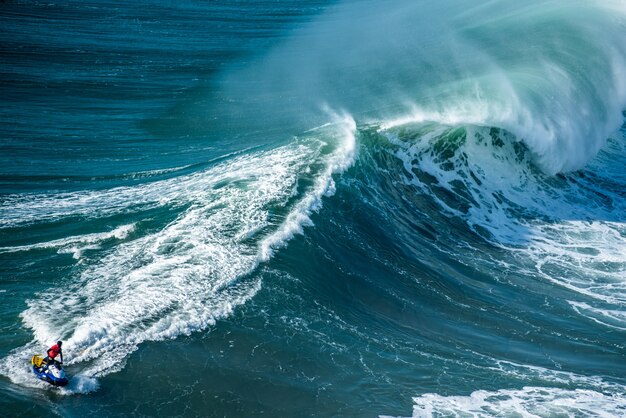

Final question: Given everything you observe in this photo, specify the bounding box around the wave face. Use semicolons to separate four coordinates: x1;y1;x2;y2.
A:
1;0;626;416
356;122;626;416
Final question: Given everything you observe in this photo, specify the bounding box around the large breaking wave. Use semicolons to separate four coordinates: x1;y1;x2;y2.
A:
224;0;626;174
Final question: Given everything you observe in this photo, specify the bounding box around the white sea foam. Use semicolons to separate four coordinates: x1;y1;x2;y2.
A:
382;359;626;417
402;387;626;418
0;223;136;259
381;360;626;417
259;111;356;260
0;118;356;392
570;302;626;331
0;160;253;229
513;218;626;329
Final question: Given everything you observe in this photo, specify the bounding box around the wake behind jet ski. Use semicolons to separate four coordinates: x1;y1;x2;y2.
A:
32;354;68;386
32;340;68;387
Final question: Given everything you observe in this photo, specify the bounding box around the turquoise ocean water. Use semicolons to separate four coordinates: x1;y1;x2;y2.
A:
1;1;626;416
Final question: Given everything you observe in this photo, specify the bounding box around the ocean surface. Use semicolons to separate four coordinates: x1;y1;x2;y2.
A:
1;1;626;416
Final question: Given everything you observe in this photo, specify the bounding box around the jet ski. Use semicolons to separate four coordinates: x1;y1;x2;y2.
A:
31;354;69;387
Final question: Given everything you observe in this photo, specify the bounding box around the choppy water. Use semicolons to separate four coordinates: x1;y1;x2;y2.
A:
1;1;626;417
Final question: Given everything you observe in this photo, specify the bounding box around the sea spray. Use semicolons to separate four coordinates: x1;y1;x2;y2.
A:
223;0;626;173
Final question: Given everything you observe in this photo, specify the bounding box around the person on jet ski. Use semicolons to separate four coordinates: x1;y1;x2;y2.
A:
44;340;63;368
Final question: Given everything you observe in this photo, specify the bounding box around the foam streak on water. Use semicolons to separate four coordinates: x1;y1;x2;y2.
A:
0;223;136;259
406;387;626;418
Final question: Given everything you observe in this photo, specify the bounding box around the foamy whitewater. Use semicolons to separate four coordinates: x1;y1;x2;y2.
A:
1;118;356;393
1;0;625;416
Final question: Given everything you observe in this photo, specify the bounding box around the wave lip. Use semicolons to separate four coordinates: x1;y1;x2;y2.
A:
259;112;356;261
233;0;626;174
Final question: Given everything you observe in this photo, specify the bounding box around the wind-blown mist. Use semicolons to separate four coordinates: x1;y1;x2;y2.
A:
224;0;626;173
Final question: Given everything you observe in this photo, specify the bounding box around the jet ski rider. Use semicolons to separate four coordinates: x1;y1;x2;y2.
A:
45;340;63;368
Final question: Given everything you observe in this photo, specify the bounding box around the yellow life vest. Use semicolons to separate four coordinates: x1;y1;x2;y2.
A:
31;354;44;367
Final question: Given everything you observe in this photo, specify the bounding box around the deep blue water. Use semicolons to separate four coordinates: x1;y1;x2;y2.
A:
2;1;626;417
